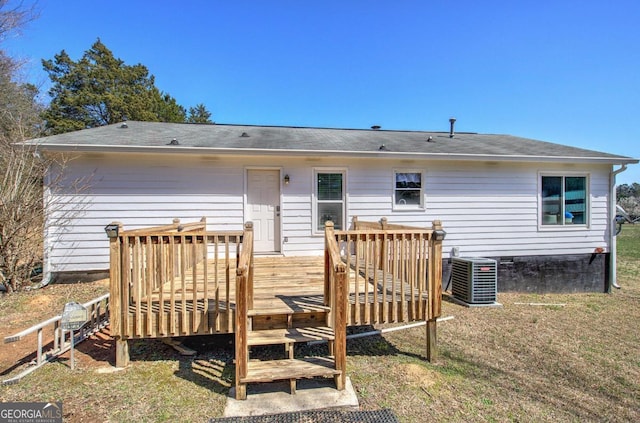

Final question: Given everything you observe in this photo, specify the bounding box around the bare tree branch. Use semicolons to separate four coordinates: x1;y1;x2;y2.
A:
0;0;38;43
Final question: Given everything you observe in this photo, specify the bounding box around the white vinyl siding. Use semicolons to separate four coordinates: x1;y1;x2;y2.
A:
45;154;613;274
425;164;608;257
349;161;610;257
45;155;246;272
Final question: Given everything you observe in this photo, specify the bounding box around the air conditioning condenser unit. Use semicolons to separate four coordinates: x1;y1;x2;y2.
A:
451;257;497;305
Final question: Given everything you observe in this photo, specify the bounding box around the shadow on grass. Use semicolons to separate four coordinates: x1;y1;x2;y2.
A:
0;346;43;377
64;326;424;395
76;330;116;366
167;327;422;394
80;331;235;395
174;356;234;395
343;325;432;362
173;334;235;394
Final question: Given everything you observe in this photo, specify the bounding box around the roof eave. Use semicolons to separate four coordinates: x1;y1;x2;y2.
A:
33;143;639;165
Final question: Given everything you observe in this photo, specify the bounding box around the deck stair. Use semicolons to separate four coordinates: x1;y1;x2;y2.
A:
240;302;341;394
234;222;349;400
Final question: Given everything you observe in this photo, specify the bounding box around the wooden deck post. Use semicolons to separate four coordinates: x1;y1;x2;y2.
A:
333;266;348;391
323;221;334;325
108;222;123;339
429;220;444;320
116;338;130;368
245;222;254;311
325;221;347;391
426;319;437;362
108;222;130;368
235;222;254;400
235;264;248;400
426;219;444;362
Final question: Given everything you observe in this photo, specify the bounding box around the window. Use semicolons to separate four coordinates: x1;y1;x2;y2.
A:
394;171;424;208
315;171;345;231
541;175;588;226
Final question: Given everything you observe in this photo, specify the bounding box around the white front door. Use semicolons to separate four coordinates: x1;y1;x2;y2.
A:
247;170;281;253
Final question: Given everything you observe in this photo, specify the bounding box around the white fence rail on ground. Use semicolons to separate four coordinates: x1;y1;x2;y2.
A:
2;293;110;385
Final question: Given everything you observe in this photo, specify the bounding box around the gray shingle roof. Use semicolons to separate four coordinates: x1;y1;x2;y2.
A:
28;121;637;164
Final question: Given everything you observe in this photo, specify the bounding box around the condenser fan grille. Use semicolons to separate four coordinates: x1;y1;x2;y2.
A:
451;257;497;304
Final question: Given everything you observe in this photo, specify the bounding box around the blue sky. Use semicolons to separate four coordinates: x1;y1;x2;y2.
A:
5;0;639;184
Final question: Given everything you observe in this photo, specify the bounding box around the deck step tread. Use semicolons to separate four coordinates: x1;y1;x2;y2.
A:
248;326;335;346
248;304;330;316
241;357;340;383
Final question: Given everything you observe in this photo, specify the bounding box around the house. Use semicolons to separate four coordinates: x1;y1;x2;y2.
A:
29;120;637;293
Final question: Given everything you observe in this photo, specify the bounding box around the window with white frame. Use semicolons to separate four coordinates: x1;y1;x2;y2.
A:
540;174;588;226
394;171;424;208
315;170;345;231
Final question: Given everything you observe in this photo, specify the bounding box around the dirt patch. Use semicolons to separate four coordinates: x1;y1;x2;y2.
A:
27;294;54;309
397;363;440;390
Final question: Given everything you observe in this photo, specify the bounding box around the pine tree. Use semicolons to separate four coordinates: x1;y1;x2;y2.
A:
41;39;186;134
187;103;213;124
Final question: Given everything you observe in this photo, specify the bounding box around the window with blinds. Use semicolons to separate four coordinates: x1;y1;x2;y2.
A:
315;171;345;232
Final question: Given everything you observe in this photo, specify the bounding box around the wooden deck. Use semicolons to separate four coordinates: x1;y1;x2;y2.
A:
109;217;445;398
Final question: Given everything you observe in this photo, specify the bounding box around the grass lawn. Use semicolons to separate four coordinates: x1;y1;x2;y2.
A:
1;225;639;422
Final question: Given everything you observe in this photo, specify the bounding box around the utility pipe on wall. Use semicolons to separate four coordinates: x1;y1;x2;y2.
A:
609;164;628;290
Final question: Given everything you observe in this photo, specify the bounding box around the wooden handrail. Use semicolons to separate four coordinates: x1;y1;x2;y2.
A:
324;221;348;391
234;222;254;400
325;223;347;273
236;222;254;310
351;215;430;231
337;228;434;236
117;232;244;246
120;217;207;235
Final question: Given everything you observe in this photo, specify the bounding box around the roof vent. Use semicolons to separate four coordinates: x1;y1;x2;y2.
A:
449;118;456;138
427;136;433;142
120;122;128;129
379;144;388;151
167;138;179;145
240;132;250;137
371;125;381;130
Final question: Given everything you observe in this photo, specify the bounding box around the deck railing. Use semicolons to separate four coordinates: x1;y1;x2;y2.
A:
109;218;244;352
324;221;348;390
109;216;444;368
335;217;444;325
